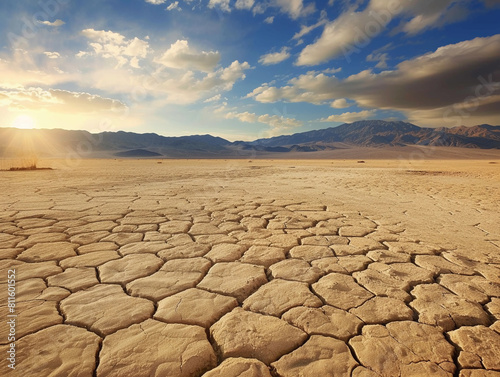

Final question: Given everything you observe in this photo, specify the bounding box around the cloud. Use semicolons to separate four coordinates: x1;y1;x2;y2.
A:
145;0;167;4
81;28;126;45
43;51;61;59
258;47;291;65
396;0;467;36
406;94;500;127
206;60;252;90
0;48;79;89
366;52;389;68
264;16;274;24
235;0;255;10
253;0;315;19
4;34;248;107
155;39;220;72
75;33;250;105
296;2;397;66
272;0;315;19
141;60;251;104
320;110;377;123
296;0;470;66
226;111;258;123
225;110;303;135
340;35;500;112
0;86;127;113
37;19;65;27
208;0;231;12
166;1;181;11
79;29;150;68
331;98;352;109
292;10;328;40
204;94;222;103
322;67;342;74
249;35;500;126
482;0;500;7
246;72;338;104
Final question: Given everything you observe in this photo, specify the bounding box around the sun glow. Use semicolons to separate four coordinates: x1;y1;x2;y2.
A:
12;115;36;129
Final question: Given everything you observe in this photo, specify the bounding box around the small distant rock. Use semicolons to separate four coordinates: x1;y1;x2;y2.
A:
114;149;163;158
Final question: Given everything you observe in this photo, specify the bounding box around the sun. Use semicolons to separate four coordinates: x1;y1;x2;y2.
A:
12;115;36;129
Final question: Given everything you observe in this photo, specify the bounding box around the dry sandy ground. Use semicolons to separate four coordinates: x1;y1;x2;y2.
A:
0;154;499;376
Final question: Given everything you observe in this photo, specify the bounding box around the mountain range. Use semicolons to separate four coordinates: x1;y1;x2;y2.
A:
1;120;499;159
247;121;500;149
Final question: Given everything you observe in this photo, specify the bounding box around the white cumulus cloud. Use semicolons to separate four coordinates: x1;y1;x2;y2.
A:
272;0;315;19
204;94;222;103
0;86;126;113
44;51;61;59
166;1;181;11
225;110;303;135
156;39;220;72
79;29;150;68
235;0;255;10
331;98;352;109
320;110;377;123
37;19;65;27
258;47;291;65
208;0;231;12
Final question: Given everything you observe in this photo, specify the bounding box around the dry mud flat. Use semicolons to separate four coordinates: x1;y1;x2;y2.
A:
0;157;499;376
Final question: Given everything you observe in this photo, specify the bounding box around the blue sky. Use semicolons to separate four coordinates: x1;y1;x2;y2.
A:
1;0;499;140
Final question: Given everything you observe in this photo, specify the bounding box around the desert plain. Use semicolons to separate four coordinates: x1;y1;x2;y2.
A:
1;147;500;377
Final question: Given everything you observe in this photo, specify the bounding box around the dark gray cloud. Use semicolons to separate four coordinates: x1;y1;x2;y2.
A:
249;35;500;126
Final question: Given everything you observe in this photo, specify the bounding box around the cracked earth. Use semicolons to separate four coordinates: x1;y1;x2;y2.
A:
1;159;499;376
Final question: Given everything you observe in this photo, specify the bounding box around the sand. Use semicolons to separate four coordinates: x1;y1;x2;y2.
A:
0;155;499;376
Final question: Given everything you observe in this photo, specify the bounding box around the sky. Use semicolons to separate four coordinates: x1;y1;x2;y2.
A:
1;0;499;141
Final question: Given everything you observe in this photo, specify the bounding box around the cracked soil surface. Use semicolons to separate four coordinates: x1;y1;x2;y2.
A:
1;158;499;376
